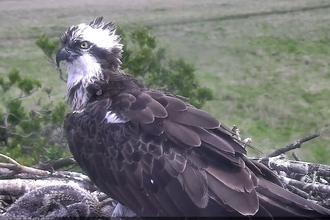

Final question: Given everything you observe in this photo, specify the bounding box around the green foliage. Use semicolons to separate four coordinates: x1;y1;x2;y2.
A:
0;69;70;166
0;27;213;166
118;27;213;108
312;144;329;164
35;33;60;58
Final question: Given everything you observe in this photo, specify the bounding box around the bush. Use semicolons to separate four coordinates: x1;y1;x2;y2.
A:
0;69;70;165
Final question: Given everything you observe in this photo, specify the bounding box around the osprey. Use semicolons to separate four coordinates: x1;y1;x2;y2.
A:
56;17;330;218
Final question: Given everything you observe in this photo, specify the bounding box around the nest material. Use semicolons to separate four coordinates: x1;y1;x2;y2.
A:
0;132;329;217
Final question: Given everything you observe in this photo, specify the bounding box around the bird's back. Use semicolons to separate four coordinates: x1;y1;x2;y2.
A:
64;83;330;218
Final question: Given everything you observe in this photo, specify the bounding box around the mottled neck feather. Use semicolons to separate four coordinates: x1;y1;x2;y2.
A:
66;47;124;111
68;68;147;112
67;81;86;111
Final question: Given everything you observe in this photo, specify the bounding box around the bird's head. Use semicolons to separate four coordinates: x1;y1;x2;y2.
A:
56;17;123;90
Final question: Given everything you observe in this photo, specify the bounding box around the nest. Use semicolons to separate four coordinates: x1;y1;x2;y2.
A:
0;132;329;217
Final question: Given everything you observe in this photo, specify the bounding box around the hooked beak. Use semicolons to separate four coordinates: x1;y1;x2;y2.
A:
56;46;79;67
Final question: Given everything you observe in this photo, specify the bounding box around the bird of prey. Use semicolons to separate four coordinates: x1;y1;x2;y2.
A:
56;17;330;218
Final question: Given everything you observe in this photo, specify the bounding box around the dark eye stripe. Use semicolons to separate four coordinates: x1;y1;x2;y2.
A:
73;41;81;48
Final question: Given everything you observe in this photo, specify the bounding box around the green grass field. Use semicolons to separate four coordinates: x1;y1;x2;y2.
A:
1;0;330;162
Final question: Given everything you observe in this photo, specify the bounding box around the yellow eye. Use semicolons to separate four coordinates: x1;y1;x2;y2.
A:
80;41;89;49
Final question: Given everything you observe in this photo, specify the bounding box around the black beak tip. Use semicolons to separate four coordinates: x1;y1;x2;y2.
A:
56;46;69;68
56;50;62;68
56;46;79;67
56;58;61;68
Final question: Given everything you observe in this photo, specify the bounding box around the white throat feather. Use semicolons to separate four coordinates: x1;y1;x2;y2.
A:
66;53;102;111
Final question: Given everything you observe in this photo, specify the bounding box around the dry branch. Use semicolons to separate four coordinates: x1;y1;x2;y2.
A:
0;153;50;176
252;133;330;209
255;155;330;177
33;157;77;171
266;133;320;157
279;175;330;197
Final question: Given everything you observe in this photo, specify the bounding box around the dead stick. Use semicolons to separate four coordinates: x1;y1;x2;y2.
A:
267;133;320;157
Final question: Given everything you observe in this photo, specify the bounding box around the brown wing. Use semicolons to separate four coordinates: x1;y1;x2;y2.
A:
64;90;330;217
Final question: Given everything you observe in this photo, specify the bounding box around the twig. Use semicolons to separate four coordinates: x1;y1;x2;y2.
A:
220;123;263;154
285;184;309;199
9;88;39;104
0;169;97;194
0;154;50;176
267;133;320;157
0;154;19;166
56;66;67;83
254;155;330;177
33;157;77;171
9;132;34;139
45;54;67;83
280;175;330;196
50;171;97;191
324;177;330;185
31;109;46;117
0;179;82;197
292;152;300;161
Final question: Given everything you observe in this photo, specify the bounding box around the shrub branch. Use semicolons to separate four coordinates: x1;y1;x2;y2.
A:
266;133;320;157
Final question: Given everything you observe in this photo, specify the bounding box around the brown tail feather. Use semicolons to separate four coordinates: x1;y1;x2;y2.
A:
257;177;330;218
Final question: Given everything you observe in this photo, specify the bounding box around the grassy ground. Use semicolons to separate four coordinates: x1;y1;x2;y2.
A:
1;0;330;162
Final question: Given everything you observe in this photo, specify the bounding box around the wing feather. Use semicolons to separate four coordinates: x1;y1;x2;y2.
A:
167;154;186;174
163;96;187;112
164;177;202;216
148;99;168;118
164;120;201;147
192;126;236;154
125;106;154;123
207;171;259;215
206;164;256;193
140;118;165;136
168;107;220;129
64;87;330;218
164;160;180;178
123;162;143;188
178;165;209;208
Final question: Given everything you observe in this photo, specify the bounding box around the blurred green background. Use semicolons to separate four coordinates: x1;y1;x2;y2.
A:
1;0;330;163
